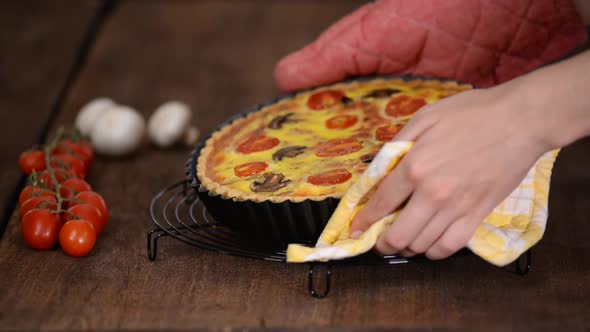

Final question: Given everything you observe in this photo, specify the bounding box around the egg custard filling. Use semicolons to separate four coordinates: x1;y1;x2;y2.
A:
197;78;472;203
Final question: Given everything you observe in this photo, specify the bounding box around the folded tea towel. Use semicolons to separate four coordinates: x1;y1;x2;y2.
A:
287;141;559;266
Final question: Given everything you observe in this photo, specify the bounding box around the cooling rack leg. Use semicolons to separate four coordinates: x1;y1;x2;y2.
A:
147;229;159;261
147;229;172;261
148;224;197;261
514;250;532;275
308;264;332;299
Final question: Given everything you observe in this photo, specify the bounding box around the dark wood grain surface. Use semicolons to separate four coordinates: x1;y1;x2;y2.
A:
1;1;589;331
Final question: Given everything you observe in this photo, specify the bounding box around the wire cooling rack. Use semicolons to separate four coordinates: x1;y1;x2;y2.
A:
147;180;531;298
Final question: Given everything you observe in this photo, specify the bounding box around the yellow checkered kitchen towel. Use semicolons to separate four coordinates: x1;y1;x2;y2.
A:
287;141;559;266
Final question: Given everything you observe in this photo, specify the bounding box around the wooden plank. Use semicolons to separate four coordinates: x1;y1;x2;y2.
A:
0;1;101;234
1;1;589;330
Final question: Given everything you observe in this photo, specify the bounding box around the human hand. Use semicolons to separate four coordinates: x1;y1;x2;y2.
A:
348;85;550;259
275;0;586;91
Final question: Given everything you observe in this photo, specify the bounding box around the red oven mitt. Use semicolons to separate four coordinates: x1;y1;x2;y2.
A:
275;0;587;90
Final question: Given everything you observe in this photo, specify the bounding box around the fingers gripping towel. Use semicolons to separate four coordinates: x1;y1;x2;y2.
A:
286;141;559;266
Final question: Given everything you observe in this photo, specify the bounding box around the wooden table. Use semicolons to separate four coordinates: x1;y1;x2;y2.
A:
1;1;589;330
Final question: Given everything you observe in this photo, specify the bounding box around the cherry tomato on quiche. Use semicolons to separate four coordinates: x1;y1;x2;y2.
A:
39;168;77;189
19;185;54;207
234;162;268;177
18;150;46;175
52;139;94;169
21;209;62;250
315;138;363;157
59;178;92;202
59;219;96;257
308;169;352;186
68;191;108;225
385;96;427;117
375;124;403;142
307;90;346;110
50;154;87;178
63;203;104;234
236;134;280;154
325;115;358;130
19;195;58;219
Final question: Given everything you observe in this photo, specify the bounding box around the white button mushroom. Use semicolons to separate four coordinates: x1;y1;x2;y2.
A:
90;105;146;156
147;101;199;148
75;98;116;136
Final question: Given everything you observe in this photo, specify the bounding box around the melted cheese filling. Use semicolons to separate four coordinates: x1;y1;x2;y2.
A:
207;79;471;199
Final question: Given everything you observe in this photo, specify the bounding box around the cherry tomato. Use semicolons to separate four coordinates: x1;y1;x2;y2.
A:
326;115;358;129
52;139;94;169
308;169;352;186
236;135;280;154
39;168;77;189
375;124;403;141
234;162;268;177
63;203;104;234
307;90;346;110
59;219;96;257
18;150;46;175
315;138;363;157
69;191;108;225
19;195;58;219
59;178;91;202
21;209;61;250
50;154;86;178
19;185;54;207
385;96;427;117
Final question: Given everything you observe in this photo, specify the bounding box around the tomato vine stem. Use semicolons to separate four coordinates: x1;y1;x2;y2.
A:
25;126;85;221
42;127;67;215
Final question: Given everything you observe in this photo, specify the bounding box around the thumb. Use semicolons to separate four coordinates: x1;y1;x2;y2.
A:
274;3;376;92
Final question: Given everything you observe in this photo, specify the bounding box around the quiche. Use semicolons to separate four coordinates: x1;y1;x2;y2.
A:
197;77;471;204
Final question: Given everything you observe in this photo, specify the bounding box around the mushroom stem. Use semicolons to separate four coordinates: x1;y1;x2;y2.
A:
183;126;200;147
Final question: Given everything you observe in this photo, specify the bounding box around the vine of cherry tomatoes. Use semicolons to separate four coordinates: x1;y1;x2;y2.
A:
17;129;108;257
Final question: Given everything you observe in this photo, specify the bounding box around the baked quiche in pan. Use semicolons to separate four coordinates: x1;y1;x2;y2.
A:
192;77;472;245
